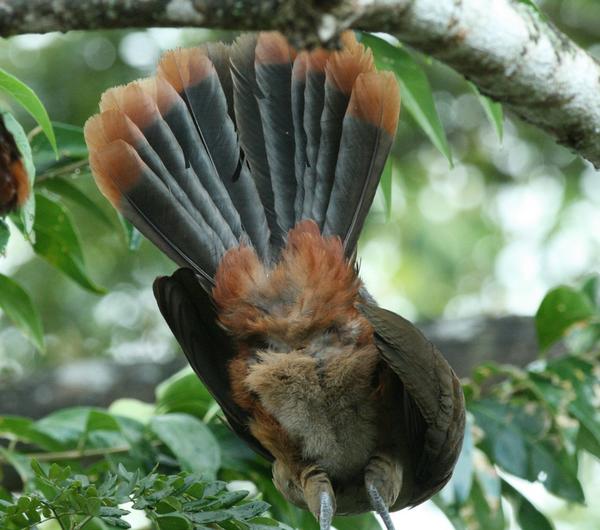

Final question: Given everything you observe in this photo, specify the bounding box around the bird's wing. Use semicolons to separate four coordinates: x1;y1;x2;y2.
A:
359;303;465;507
153;267;274;462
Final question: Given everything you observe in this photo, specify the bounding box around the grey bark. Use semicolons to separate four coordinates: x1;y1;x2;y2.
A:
0;0;599;167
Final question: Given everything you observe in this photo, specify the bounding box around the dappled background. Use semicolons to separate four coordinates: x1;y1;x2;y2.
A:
1;0;600;528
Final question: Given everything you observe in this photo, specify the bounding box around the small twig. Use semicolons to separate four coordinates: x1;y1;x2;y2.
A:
36;159;90;183
0;444;131;464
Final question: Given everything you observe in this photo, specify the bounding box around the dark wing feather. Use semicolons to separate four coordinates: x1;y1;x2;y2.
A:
359;303;465;507
154;268;274;462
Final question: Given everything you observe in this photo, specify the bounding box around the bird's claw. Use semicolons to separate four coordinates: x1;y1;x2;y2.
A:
366;482;396;530
319;490;334;530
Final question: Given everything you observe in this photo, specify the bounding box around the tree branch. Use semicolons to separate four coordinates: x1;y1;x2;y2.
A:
1;0;599;166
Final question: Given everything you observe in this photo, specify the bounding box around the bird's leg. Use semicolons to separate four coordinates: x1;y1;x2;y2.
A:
301;464;336;530
365;452;402;530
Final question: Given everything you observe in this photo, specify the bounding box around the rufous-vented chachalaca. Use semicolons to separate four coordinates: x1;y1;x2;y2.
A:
84;31;465;530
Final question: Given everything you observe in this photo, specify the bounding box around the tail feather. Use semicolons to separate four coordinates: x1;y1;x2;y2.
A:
255;32;297;234
86;32;400;279
291;52;308;221
230;34;283;250
311;36;375;229
158;48;270;261
323;71;400;254
300;49;329;220
200;41;235;122
88;138;224;283
151;77;243;243
98;83;239;251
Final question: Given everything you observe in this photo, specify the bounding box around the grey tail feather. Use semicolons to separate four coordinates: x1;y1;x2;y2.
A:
201;41;236;124
230;34;284;251
323;74;398;255
291;52;308;222
300;59;327;220
158;48;271;262
310;82;351;229
254;33;297;235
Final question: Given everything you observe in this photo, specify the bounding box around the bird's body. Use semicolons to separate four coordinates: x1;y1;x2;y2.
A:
84;30;465;528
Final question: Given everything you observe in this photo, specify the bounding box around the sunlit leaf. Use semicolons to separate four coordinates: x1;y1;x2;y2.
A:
37;177;112;227
150;414;221;478
33;407;92;448
32;193;104;294
0;273;44;351
109;399;156;425
501;480;553;530
361;33;452;164
535;286;596;350
155;367;215;419
469;83;503;142
0;68;56;155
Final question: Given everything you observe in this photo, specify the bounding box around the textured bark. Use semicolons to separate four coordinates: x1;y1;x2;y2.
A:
0;0;598;168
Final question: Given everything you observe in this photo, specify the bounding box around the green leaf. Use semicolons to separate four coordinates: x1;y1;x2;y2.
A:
580;275;600;308
109;399;156;424
2;112;36;236
156;368;215;419
0;447;33;483
37;177;112;227
0;273;44;351
470;399;584;502
440;413;474;504
30;122;87;174
150;414;221;478
0;416;62;451
333;513;381;530
470;476;504;530
501;480;553;530
0;68;56;155
33;407;92;448
86;410;121;433
517;0;541;12
361;33;452;164
0;219;9;254
535;286;596;350
379;157;393;221
155;513;193;530
117;214;143;251
577;424;600;460
469;83;503;142
32;193;104;293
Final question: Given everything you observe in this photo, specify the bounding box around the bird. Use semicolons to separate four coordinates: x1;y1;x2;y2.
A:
84;31;465;530
0;114;29;217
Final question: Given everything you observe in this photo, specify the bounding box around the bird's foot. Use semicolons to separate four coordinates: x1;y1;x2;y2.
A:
301;465;336;530
365;453;402;530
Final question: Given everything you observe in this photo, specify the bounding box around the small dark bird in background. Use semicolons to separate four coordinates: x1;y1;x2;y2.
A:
0;114;29;216
84;31;465;529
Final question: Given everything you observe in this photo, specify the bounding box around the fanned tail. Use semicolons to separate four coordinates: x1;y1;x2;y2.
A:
85;31;400;281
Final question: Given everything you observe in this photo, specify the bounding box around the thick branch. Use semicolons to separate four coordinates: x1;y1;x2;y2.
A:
1;0;599;166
